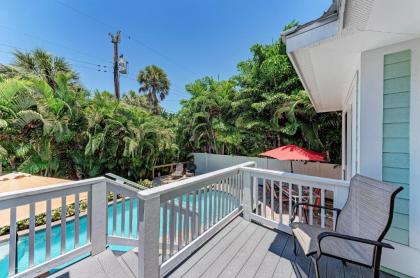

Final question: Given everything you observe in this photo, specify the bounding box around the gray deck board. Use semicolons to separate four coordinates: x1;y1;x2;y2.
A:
48;216;396;278
293;236;312;278
119;249;139;277
117;254;137;278
181;219;250;278
218;224;269;278
49;249;129;278
200;221;258;277
97;249;135;278
272;236;298;278
253;230;288;278
49;256;107;278
234;225;279;278
168;217;243;277
167;216;396;278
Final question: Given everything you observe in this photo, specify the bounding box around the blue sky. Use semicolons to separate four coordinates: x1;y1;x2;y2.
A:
0;0;330;112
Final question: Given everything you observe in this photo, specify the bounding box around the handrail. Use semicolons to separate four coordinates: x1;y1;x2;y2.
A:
137;162;255;278
0;177;105;201
105;173;148;190
241;166;350;234
138;161;255;200
0;165;352;278
240;166;349;188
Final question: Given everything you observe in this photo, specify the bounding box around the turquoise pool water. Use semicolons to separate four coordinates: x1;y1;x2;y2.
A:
0;191;231;277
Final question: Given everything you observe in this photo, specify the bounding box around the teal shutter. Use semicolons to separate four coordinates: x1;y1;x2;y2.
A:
383;50;410;245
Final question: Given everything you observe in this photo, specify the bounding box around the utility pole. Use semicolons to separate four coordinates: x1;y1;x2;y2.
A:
109;31;121;99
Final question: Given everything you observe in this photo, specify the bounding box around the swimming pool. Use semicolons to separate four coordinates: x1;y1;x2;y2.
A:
0;191;229;278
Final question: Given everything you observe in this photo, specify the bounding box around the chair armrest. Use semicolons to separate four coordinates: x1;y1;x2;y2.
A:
290;202;342;223
314;231;394;259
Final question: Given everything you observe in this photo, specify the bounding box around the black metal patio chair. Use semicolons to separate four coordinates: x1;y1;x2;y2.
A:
290;174;402;278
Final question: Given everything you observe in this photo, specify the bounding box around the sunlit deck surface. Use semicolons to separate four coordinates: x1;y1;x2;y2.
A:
166;217;394;278
50;216;395;278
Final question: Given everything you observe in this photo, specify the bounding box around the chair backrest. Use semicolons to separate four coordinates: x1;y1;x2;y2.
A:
336;174;402;241
173;163;184;174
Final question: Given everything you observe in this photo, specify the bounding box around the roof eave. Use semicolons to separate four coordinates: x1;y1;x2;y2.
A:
282;11;340;113
282;14;340;52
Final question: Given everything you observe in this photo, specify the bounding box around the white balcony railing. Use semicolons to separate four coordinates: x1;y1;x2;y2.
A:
240;167;349;234
137;161;254;277
0;162;350;278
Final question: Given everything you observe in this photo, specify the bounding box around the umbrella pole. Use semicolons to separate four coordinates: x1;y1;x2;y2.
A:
290;160;294;173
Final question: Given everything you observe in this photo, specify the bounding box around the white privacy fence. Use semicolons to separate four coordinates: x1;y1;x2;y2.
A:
193;152;342;179
0;161;349;278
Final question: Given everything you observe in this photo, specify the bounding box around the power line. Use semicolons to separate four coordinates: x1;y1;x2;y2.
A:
55;0;115;30
53;0;198;76
126;36;198;76
0;42;109;69
70;64;111;73
0;24;112;65
0;44;187;98
0;44;112;75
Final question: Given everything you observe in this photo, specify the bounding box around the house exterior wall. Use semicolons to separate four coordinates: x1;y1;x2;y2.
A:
382;50;411;245
358;38;420;276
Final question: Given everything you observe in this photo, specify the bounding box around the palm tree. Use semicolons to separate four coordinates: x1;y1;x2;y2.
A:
0;48;78;89
137;65;170;114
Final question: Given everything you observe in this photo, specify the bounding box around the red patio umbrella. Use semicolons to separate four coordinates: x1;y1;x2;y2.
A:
259;144;325;173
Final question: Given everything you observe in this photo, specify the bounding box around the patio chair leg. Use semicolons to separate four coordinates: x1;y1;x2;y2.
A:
373;246;382;278
311;256;320;278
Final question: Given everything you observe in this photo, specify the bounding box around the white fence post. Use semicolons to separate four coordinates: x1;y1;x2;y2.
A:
242;169;253;221
138;195;161;278
91;181;107;256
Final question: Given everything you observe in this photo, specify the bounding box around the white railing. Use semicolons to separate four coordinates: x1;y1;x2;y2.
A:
0;162;350;278
0;177;107;278
106;179;142;247
136;161;254;278
0;177;143;278
240;167;350;234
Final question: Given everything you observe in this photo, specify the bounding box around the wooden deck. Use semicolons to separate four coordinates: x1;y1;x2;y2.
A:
167;217;395;278
47;216;395;278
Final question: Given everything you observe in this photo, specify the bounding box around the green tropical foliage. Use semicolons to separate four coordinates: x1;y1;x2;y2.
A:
176;35;341;163
0;53;178;180
0;48;78;89
0;24;341;180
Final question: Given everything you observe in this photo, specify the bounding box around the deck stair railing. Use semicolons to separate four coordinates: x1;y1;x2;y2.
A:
0;161;350;278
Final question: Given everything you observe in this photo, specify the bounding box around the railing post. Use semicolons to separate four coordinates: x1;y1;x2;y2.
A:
242;169;253;221
138;195;160;278
90;181;107;256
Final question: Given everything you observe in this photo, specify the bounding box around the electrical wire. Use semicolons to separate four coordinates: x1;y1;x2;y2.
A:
54;0;198;76
0;42;109;69
0;40;186;99
0;24;113;65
